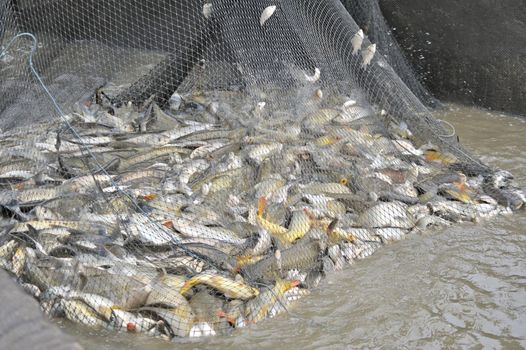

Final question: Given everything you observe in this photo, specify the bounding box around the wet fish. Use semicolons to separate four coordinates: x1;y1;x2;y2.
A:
361;43;376;68
138;306;194;338
242;239;325;282
164;217;245;246
62;299;107;329
351;29;364;55
245;279;300;323
119;145;189;170
260;5;277;27
304;67;321;83
180;272;259;300
358;201;415;229
8;220;106;235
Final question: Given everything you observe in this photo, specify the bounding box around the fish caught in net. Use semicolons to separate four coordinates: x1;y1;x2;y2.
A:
0;0;524;341
341;0;440;109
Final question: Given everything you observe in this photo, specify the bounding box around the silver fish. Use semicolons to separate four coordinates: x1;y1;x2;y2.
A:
260;5;277;27
361;43;376;68
351;29;364;55
202;3;213;19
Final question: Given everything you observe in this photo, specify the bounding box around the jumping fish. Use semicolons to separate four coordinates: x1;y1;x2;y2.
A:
202;3;213;19
351;29;364;55
361;43;376;68
260;5;277;27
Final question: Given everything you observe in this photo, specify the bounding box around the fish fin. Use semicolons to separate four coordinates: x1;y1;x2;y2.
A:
326;218;338;234
257;196;267;217
126;322;137;332
162;220;174;229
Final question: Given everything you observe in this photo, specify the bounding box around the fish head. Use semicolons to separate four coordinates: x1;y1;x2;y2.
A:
275;278;301;294
302;207;317;222
217;309;241;326
357;29;364;39
290;279;301;288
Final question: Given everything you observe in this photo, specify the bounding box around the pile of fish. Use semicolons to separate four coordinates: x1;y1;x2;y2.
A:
0;87;524;340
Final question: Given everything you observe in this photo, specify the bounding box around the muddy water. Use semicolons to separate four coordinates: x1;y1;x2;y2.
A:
64;104;526;349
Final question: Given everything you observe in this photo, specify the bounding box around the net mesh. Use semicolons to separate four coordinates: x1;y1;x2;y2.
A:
0;0;524;341
341;0;439;109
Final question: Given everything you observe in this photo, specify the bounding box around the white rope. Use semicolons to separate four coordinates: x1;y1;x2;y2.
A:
435;118;456;138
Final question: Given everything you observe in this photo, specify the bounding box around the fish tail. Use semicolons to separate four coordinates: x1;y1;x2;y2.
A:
257;196;267;217
179;278;195;295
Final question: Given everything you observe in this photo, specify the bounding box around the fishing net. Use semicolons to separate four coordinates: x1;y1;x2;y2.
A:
341;0;439;109
1;0;524;341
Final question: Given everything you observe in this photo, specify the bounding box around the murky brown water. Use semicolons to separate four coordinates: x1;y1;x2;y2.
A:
63;104;526;349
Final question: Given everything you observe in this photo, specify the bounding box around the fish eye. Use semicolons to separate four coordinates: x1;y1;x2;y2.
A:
339;177;348;186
